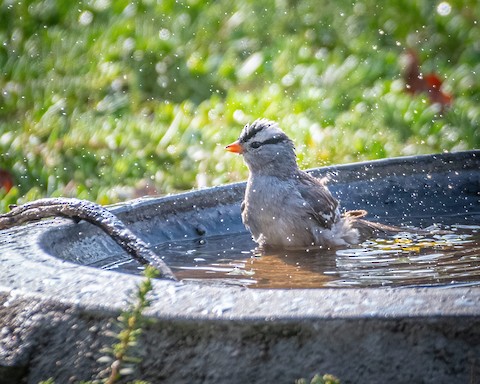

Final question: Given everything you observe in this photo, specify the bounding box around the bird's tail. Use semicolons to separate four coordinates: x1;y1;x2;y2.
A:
343;210;449;240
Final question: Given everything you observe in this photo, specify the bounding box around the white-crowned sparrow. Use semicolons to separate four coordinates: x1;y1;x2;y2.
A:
226;118;398;249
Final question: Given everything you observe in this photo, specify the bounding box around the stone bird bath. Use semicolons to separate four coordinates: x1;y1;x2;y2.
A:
1;151;479;383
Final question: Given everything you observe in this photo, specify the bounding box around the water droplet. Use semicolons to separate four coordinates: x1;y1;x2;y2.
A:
437;2;451;16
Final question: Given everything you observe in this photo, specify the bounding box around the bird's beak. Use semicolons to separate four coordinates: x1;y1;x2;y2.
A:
225;141;243;154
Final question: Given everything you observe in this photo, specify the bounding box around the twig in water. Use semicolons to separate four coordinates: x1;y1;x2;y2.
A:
0;198;176;280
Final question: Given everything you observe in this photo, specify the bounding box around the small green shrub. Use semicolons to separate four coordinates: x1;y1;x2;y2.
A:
296;373;341;384
39;266;159;384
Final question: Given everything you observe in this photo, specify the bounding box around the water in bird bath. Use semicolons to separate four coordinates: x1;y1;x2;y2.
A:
104;219;480;289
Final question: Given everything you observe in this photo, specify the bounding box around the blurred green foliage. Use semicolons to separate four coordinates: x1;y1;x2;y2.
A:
1;0;479;211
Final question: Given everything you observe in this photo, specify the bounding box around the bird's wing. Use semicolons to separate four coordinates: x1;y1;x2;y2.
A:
296;171;339;229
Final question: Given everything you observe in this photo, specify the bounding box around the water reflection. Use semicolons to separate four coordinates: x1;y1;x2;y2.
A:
105;222;480;289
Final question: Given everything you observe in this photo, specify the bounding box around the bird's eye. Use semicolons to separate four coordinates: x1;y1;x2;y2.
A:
251;141;261;149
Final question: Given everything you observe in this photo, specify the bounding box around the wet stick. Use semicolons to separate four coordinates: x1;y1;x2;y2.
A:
0;198;176;280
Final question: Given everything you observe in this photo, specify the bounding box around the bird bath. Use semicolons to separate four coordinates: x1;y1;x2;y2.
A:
1;151;479;383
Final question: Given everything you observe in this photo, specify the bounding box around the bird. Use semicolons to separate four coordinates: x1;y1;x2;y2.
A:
225;118;407;249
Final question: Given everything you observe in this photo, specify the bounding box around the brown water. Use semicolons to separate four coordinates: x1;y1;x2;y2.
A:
106;222;480;289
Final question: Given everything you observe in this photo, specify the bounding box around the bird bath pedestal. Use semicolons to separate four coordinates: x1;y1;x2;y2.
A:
1;151;479;383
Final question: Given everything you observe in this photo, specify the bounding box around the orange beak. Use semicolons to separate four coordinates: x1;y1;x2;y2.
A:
225;140;243;154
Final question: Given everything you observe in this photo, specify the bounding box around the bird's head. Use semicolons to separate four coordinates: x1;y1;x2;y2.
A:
225;119;297;174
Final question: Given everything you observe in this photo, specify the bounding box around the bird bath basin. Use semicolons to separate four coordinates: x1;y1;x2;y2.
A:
1;151;480;383
45;150;480;289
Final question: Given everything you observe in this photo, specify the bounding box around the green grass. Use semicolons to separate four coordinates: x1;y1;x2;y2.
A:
1;0;479;212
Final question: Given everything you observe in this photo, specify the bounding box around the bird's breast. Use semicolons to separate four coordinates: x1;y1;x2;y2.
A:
242;177;317;246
